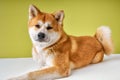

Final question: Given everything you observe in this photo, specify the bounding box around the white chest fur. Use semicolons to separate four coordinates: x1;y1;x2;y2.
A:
32;46;54;68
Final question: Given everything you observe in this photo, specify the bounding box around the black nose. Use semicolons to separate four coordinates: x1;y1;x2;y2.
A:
38;32;45;39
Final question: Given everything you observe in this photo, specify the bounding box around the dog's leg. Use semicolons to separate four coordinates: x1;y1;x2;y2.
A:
91;50;104;64
8;67;61;80
9;51;71;80
28;67;62;80
8;66;71;80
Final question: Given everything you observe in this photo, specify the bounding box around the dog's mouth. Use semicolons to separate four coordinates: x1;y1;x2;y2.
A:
35;37;50;43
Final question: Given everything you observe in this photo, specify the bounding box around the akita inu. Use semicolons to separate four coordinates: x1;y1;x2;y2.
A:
9;5;114;80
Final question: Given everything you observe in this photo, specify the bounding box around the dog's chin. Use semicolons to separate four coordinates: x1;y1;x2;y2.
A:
33;38;54;48
33;37;58;48
35;38;50;43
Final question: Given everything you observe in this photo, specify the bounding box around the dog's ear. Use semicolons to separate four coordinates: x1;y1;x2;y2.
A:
53;10;64;25
29;5;41;20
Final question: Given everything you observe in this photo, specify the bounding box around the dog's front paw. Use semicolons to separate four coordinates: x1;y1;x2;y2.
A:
8;77;19;80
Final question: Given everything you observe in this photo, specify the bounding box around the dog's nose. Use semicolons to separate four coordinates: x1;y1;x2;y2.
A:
38;32;45;39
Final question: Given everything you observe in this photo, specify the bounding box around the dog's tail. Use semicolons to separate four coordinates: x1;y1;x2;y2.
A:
95;26;114;55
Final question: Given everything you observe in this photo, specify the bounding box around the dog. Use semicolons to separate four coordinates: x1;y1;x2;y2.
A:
9;4;114;80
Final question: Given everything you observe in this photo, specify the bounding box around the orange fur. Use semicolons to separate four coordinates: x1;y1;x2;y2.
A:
95;27;114;55
9;5;114;80
27;5;113;80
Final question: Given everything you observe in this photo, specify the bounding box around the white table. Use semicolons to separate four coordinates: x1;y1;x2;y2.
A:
0;54;120;80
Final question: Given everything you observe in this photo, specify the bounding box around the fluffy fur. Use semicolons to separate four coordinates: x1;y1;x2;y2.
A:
9;5;114;80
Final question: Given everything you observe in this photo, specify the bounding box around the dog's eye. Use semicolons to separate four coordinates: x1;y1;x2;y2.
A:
35;24;40;28
47;26;53;30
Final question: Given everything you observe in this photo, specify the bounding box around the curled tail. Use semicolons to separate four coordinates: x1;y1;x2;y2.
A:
95;26;114;55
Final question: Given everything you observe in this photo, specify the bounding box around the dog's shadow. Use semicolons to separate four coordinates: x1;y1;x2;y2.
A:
71;54;120;75
103;55;120;63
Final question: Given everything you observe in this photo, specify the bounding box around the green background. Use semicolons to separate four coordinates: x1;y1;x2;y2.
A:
0;0;120;58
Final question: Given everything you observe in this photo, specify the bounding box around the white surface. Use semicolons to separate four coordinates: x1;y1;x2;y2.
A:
0;54;120;80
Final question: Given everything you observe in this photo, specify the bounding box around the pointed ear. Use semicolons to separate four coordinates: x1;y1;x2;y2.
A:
29;5;41;20
53;10;64;24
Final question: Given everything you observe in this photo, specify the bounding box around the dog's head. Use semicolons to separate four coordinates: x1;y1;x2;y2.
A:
28;5;64;48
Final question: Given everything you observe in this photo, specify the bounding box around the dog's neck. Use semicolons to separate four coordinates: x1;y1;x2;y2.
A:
44;32;69;50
